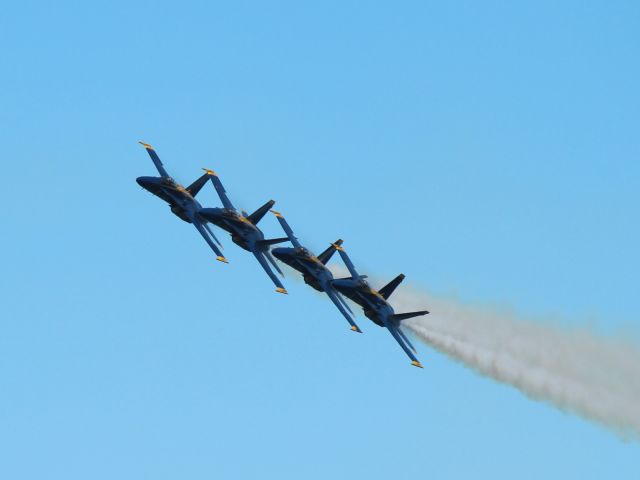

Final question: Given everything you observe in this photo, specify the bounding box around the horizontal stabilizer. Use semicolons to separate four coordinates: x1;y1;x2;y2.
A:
259;237;290;247
318;239;343;265
391;311;429;322
248;200;275;225
379;274;405;300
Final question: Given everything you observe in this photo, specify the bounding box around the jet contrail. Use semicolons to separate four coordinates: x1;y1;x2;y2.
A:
386;286;640;438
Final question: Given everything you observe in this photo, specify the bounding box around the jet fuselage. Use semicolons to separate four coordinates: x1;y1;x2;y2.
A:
332;278;394;327
136;175;203;223
272;246;332;292
200;207;264;251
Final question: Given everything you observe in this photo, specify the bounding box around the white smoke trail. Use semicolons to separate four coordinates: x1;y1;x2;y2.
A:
387;286;640;438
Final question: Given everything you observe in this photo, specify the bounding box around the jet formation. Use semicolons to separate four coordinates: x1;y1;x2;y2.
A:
136;142;429;368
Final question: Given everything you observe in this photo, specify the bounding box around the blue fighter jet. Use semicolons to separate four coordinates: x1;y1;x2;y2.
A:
269;210;362;333
199;171;289;294
136;142;228;264
331;243;429;368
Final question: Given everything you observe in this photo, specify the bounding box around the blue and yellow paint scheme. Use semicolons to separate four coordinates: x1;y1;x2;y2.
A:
269;210;362;332
136;142;228;264
331;243;429;368
137;142;430;367
198;170;290;294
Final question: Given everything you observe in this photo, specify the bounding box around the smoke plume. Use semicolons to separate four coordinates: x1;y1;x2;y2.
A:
387;287;640;438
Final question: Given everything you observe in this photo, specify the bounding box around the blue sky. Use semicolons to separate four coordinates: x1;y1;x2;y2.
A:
1;1;639;478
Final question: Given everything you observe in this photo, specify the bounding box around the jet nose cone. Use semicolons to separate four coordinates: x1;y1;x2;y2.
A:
271;247;289;259
136;176;155;189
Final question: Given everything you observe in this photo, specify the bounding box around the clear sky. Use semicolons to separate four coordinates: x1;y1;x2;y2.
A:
1;1;639;478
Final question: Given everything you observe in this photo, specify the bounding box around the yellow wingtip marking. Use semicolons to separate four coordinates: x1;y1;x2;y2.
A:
216;256;229;264
202;168;217;176
351;326;362;333
275;287;288;295
411;360;424;369
138;141;154;150
270;209;283;218
332;243;344;251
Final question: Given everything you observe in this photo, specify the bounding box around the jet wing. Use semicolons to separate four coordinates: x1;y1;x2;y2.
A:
264;250;285;277
252;250;287;294
139;142;170;177
396;326;417;353
334;244;360;279
270;211;302;248
193;219;228;264
203;221;224;248
332;280;366;308
384;318;423;368
334;289;354;315
326;288;362;332
204;170;235;210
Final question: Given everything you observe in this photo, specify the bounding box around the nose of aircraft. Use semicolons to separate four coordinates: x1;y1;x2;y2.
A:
136;176;156;190
271;247;290;260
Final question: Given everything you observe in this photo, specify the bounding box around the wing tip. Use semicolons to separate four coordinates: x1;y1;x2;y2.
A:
350;325;362;333
270;209;283;218
411;360;424;369
275;287;288;295
216;256;229;264
138;141;154;150
202;168;217;176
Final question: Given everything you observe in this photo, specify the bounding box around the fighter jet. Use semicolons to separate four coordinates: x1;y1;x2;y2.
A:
136;142;228;264
331;243;429;368
269;210;362;333
198;171;289;294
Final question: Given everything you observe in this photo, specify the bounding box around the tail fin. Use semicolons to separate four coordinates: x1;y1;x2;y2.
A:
391;311;429;322
248;200;275;225
186;172;211;197
378;274;405;299
318;239;343;265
